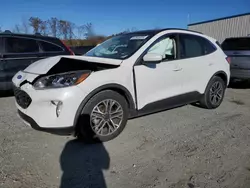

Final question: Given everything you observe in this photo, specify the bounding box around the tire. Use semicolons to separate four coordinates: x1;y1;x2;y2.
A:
199;76;226;109
76;90;128;143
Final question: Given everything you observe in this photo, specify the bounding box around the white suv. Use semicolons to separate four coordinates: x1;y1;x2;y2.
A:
12;29;230;143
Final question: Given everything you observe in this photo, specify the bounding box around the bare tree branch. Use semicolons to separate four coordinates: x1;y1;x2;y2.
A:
40;20;48;35
12;24;21;33
48;17;58;37
21;18;30;34
84;23;95;39
29;17;42;33
77;25;85;39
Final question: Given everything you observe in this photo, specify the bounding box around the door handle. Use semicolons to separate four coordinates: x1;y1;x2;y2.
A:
173;67;182;71
209;62;214;66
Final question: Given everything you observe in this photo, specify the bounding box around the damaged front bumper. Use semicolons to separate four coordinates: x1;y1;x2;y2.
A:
13;80;86;135
12;55;121;135
17;109;74;135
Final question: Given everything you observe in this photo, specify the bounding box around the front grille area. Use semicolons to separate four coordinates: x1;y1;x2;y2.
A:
13;85;32;109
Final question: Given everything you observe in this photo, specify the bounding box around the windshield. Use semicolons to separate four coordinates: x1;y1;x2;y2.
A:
84;33;152;60
222;38;250;51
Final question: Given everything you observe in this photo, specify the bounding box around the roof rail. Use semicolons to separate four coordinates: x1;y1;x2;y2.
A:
161;28;203;34
174;28;203;34
35;32;42;36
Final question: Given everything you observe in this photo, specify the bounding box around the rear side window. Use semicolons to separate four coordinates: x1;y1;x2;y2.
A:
179;34;216;58
222;38;250;51
5;37;39;53
202;38;217;55
40;41;63;52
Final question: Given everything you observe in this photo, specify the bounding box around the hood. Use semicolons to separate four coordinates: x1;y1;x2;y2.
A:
24;55;122;75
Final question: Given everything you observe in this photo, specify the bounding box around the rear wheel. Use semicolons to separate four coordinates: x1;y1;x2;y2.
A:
76;90;128;143
199;76;226;109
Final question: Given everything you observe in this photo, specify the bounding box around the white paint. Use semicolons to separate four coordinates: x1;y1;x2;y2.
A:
12;29;230;130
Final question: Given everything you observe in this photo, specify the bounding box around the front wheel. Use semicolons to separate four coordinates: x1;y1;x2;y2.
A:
199;76;226;109
76;90;128;143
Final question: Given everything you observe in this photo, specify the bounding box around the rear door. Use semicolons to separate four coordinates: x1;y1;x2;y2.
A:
177;33;218;93
3;36;41;82
222;38;250;70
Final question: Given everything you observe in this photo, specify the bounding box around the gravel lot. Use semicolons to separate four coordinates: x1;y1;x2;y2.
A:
1;86;250;188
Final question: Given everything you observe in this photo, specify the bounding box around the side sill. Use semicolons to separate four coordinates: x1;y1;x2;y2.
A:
128;91;202;119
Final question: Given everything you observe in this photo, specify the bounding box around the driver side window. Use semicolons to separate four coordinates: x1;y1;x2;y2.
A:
147;35;177;61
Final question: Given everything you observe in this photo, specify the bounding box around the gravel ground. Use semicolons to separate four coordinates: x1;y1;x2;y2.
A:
1;86;250;188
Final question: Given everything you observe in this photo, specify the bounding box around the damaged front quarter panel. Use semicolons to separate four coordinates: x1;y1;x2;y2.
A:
24;55;122;75
18;56;120;87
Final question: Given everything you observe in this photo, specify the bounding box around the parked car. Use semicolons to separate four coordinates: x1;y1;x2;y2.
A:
222;37;250;82
0;30;74;90
12;28;230;143
70;45;96;55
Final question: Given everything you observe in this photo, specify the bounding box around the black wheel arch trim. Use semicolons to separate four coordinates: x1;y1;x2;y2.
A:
205;71;228;92
73;83;136;130
212;71;228;84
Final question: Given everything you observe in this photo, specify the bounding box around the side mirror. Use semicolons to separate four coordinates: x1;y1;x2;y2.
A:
143;53;162;63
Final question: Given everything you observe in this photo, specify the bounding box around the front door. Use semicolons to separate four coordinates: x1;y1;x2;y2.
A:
134;34;185;110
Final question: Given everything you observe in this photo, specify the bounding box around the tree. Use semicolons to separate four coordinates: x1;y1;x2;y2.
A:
12;24;21;33
29;17;42;33
84;23;95;39
58;20;69;39
48;17;58;37
40;20;48;35
68;22;75;40
21;18;29;34
77;25;85;39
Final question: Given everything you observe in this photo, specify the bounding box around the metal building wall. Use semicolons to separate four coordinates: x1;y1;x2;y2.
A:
188;14;250;43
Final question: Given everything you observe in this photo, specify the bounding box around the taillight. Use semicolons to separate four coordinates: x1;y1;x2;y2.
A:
61;40;75;55
226;57;231;64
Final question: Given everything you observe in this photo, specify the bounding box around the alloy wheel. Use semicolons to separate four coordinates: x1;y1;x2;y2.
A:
209;81;223;105
90;99;124;136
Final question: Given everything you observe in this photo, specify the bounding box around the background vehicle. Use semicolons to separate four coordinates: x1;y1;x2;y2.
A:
222;37;250;82
0;30;74;90
70;45;96;55
13;29;230;143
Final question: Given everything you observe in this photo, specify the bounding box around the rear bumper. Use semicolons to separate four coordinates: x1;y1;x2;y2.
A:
231;69;250;79
0;81;13;91
17;109;74;135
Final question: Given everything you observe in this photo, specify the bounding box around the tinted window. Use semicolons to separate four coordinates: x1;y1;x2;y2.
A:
179;34;216;58
202;38;216;55
5;37;39;53
222;38;250;51
40;41;63;52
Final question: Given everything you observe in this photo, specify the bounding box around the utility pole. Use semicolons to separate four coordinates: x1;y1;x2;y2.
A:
187;14;190;27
